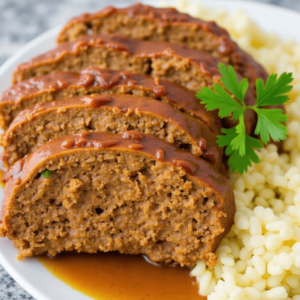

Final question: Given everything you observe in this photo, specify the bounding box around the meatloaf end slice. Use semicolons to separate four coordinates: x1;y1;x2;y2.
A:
12;34;257;135
56;3;268;83
0;131;235;267
0;67;220;133
2;94;222;168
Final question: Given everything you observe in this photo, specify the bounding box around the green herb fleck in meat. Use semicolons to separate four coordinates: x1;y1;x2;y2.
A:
41;170;51;178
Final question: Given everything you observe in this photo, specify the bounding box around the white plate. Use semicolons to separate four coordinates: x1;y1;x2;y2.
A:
0;1;300;299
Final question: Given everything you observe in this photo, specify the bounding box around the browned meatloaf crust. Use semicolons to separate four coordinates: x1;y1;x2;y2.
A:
0;67;221;133
1;94;222;168
12;34;257;134
56;3;268;84
12;34;222;86
0;131;235;267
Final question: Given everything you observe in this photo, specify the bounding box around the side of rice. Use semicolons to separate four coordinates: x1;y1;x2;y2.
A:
169;1;300;299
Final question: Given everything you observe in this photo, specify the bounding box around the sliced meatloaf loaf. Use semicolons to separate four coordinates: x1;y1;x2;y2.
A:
12;34;257;134
0;131;235;267
56;3;268;83
1;94;222;168
12;34;222;86
0;67;220;133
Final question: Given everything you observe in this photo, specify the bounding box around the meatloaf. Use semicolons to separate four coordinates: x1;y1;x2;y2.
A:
12;34;222;86
1;94;222;168
0;131;235;267
56;3;268;84
0;67;220;133
12;34;257;134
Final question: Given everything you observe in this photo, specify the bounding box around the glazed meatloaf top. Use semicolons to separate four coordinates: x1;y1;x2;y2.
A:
12;34;258;135
12;33;222;84
56;3;268;83
2;94;223;168
0;67;220;133
0;131;235;266
57;3;227;44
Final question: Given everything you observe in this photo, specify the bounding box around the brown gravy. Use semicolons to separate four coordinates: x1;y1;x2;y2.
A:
39;252;205;300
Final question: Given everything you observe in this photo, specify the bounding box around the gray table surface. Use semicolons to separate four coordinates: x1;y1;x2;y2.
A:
0;0;299;299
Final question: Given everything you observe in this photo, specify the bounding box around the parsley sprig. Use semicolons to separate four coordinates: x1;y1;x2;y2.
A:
196;63;293;174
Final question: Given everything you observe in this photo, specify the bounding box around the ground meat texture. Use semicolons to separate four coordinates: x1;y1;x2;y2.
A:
0;68;221;133
12;34;222;86
12;34;257;135
0;131;235;267
1;94;223;169
56;3;268;85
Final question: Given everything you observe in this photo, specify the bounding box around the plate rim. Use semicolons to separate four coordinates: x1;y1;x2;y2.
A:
211;0;300;17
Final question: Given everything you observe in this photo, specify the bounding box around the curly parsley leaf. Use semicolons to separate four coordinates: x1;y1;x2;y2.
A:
217;127;237;149
256;73;293;106
217;127;262;174
196;63;292;174
219;63;249;104
196;84;243;120
254;108;288;143
228;135;262;174
231;114;247;156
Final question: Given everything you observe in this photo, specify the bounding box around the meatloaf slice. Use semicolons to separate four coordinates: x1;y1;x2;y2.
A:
12;34;257;134
0;131;235;267
1;94;222;168
56;3;268;83
0;67;220;133
12;34;222;87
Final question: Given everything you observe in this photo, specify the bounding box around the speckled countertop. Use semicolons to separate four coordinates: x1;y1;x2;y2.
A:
0;0;300;299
